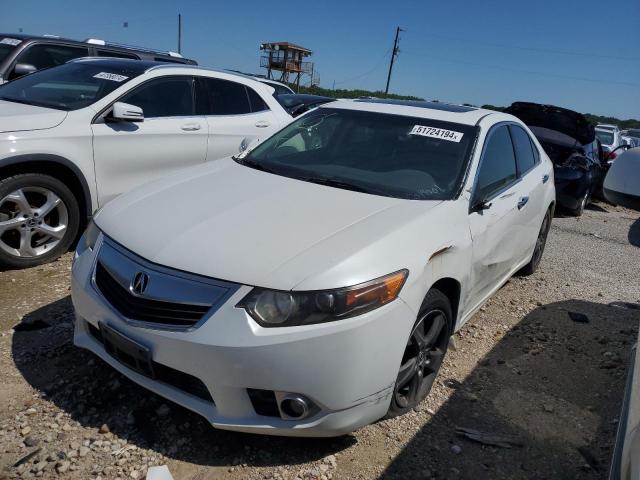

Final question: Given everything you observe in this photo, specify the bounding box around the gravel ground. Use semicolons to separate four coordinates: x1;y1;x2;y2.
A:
0;200;639;480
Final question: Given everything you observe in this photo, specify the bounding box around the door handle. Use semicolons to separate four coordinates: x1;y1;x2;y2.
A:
180;123;201;131
542;174;550;184
517;196;529;210
255;120;270;128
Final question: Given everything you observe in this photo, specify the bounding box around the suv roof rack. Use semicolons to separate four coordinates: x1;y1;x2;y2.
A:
84;38;183;58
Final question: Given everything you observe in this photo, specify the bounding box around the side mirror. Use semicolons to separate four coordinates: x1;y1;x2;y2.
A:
110;102;144;122
236;137;260;158
470;199;492;213
12;63;37;78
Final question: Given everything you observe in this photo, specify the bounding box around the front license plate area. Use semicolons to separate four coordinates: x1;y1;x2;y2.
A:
99;323;154;378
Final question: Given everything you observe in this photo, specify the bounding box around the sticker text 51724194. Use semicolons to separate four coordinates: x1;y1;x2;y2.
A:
93;72;129;82
409;125;464;143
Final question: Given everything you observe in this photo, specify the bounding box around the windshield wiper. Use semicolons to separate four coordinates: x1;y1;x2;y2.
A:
301;176;378;195
233;156;279;174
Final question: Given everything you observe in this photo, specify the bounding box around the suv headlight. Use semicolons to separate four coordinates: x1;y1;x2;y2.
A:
237;270;408;327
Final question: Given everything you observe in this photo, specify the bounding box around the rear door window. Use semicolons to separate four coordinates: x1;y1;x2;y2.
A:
247;87;269;113
198;78;251;115
509;125;537;175
120;76;194;118
12;44;89;77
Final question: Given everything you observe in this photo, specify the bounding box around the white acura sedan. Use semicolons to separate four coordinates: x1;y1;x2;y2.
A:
71;99;555;437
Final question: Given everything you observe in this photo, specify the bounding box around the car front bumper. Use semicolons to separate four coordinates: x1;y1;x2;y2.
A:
71;237;416;437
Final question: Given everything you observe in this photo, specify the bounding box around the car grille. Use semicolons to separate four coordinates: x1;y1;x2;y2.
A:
95;262;212;328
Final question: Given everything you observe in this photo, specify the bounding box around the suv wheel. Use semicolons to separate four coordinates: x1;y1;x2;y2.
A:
386;289;452;418
0;174;80;269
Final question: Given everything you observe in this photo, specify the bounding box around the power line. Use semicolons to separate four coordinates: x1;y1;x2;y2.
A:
419;32;640;62
402;50;640;88
333;47;393;87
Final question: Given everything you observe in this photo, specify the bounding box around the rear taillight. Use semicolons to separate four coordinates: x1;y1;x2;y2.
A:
606;151;617;160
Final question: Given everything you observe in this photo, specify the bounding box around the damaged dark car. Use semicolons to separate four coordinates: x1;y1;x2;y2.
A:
505;102;605;216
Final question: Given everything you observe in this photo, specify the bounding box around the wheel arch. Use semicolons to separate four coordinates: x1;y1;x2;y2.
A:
0;154;93;227
429;277;461;333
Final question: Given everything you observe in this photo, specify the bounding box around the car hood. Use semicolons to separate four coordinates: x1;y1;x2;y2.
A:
0;100;67;133
95;159;442;290
505;102;594;145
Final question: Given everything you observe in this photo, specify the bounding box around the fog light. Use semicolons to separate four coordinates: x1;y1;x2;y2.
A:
280;394;311;420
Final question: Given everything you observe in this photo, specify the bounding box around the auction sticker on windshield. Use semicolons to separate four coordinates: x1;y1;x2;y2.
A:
93;72;129;82
410;125;464;143
0;38;22;46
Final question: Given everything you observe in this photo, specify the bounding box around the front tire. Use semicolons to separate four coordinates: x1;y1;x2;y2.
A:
0;174;80;269
386;289;452;418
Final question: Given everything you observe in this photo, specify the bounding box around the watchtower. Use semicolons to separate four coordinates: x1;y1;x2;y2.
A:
259;42;314;91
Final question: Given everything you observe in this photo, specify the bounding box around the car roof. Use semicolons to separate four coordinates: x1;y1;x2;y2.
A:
322;98;497;125
72;57;169;72
0;33;75;42
0;33;194;63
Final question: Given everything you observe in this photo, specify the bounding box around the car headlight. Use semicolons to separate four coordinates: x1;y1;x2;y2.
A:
237;270;408;327
84;218;101;251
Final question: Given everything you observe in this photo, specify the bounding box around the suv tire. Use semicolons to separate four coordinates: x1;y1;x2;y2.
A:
0;173;80;269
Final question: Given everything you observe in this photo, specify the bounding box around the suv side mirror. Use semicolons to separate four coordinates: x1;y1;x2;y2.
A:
13;63;37;78
110;102;144;122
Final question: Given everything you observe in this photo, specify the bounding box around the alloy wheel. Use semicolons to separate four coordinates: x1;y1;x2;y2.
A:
0;187;68;258
394;309;449;409
531;212;550;268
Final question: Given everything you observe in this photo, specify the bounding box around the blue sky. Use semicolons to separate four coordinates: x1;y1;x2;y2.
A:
3;0;639;118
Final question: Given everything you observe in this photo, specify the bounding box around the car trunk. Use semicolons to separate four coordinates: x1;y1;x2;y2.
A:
505;102;595;146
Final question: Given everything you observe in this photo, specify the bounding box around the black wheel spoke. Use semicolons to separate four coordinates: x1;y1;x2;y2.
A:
422;313;445;346
396;357;418;388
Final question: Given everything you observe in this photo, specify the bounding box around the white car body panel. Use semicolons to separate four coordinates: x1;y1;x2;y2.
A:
604;147;640;210
91;115;209;205
0;100;68;133
72;100;556;436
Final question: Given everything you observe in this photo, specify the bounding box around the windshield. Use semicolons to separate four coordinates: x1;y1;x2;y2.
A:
0;38;21;66
595;130;614;145
241;108;479;200
0;62;144;110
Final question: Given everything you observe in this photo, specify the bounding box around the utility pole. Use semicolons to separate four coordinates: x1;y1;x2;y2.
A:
177;14;182;54
385;26;404;95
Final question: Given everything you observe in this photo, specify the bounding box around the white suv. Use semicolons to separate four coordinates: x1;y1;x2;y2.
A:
0;58;293;268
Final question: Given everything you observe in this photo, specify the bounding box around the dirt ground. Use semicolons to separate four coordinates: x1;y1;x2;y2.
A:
1;201;639;480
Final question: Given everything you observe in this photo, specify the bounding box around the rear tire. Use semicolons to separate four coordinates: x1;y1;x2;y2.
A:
0;174;80;269
568;190;589;217
519;209;551;276
386;289;452;418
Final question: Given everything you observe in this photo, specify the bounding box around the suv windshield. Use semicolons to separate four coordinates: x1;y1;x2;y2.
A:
595;130;614;145
0;37;21;65
0;62;144;110
241;108;479;200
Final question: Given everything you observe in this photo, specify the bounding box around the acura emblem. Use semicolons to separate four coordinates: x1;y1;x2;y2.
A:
131;271;149;295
